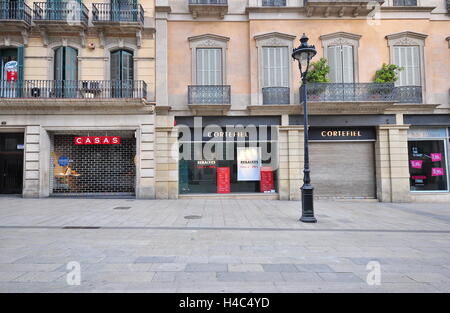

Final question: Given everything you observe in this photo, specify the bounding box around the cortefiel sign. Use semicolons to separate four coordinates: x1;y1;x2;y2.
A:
237;147;261;181
74;136;121;145
309;127;376;141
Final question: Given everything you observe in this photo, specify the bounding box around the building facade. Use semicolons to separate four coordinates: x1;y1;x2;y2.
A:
0;0;156;198
155;0;450;202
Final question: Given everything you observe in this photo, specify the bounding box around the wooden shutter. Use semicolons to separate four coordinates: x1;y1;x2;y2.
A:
65;47;78;81
196;48;222;85
110;50;120;81
17;45;24;82
327;46;341;83
54;47;63;81
342;45;354;83
262;46;288;87
394;46;420;86
121;50;134;81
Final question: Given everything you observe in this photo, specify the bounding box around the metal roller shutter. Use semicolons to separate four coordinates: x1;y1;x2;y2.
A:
310;142;376;199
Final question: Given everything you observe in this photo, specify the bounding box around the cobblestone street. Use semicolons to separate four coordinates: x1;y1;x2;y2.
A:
0;197;449;292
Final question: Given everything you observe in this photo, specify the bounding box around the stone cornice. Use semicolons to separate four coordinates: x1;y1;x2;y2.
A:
188;33;230;43
385;31;428;42
320;31;362;42
253;31;296;42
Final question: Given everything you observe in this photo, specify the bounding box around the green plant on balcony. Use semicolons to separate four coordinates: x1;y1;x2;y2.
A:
370;63;403;100
304;57;330;100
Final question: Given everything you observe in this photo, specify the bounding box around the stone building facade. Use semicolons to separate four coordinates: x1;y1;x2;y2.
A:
155;0;450;202
0;0;156;198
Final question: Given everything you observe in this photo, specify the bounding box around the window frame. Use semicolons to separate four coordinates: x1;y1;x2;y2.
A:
320;32;361;83
188;34;229;86
254;32;295;105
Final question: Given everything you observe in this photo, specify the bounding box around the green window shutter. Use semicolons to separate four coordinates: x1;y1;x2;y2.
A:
17;45;24;81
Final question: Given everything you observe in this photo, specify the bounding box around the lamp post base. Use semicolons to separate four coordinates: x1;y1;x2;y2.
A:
300;184;317;223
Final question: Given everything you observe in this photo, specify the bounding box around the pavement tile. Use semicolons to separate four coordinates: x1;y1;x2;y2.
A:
216;272;284;282
228;264;264;272
296;264;336;273
262;264;298;272
280;272;322;282
317;272;364;283
134;256;176;264
185;263;228;272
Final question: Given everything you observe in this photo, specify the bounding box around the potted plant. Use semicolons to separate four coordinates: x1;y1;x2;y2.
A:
371;63;403;100
304;57;330;101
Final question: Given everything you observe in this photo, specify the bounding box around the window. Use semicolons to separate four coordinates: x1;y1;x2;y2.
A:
393;46;421;86
393;0;417;6
320;32;361;84
54;46;78;97
262;47;289;88
196;48;222;85
408;140;448;192
327;45;354;83
111;49;134;97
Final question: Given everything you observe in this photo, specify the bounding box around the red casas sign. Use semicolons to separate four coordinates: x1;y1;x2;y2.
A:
74;136;121;145
5;61;18;82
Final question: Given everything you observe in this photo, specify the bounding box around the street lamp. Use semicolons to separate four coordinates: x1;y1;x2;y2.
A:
292;33;317;223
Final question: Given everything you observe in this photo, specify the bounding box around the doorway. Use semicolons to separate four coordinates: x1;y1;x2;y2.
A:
0;133;24;194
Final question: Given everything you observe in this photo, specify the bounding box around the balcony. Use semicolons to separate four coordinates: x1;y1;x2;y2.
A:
304;0;385;17
262;0;286;6
188;85;231;115
92;2;144;30
0;1;32;28
395;86;422;104
447;0;450;12
0;80;147;100
262;87;290;105
188;0;228;19
33;2;89;29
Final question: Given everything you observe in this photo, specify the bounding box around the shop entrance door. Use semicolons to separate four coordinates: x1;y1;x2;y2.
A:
0;133;24;194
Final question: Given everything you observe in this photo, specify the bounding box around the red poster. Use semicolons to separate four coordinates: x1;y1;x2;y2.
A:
431;168;444;176
217;167;230;194
5;61;18;82
260;166;275;193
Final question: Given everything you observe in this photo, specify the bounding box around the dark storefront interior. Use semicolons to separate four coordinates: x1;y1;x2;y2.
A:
50;131;136;196
0;133;24;194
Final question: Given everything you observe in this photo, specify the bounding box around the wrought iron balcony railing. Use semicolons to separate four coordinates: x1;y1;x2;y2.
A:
447;0;450;11
0;1;32;24
262;0;286;6
0;80;147;99
393;0;417;6
188;85;231;104
303;83;423;104
304;83;397;102
33;2;89;25
92;2;144;24
262;87;290;105
394;86;422;104
189;0;228;4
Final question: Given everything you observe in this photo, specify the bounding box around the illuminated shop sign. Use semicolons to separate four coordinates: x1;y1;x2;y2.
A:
74;136;121;145
309;127;376;141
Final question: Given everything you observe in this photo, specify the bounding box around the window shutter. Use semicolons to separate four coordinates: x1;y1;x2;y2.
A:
65;47;78;81
54;47;63;81
262;46;288;87
110;51;120;81
17;45;24;82
327;46;340;83
122;50;134;81
196;48;222;85
394;45;420;87
342;45;354;83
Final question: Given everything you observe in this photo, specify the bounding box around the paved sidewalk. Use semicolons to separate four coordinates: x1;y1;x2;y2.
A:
0;197;449;292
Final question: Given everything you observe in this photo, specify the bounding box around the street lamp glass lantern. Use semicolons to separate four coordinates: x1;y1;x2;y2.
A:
292;33;317;77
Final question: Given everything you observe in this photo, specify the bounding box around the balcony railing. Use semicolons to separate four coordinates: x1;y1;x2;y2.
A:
188;85;231;104
0;80;147;99
33;2;89;25
447;0;450;11
262;87;290;105
304;83;397;102
92;2;144;24
303;83;423;104
394;86;422;104
0;1;32;24
262;0;286;6
189;0;228;4
393;0;417;6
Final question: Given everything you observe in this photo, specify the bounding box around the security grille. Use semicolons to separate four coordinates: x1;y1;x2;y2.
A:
50;131;136;196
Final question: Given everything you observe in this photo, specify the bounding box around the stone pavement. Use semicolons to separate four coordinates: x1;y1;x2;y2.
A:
0;197;449;293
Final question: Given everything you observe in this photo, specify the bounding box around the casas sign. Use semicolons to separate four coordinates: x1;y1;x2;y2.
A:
74;136;121;145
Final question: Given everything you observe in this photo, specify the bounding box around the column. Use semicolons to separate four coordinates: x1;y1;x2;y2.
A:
23;125;40;198
137;124;156;199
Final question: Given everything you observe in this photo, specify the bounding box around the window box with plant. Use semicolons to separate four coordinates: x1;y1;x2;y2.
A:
370;63;402;101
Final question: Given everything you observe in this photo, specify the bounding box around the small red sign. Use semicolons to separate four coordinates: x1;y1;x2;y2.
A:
217;167;230;194
260;166;275;192
74;136;121;145
5;61;18;82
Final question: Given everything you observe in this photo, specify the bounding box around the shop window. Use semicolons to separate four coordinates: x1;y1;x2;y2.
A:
408;140;448;192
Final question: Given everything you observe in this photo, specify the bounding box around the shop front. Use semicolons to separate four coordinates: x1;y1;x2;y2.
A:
176;117;279;196
309;127;377;199
49;131;137;196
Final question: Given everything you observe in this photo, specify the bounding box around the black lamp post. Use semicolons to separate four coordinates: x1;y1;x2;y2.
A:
292;33;317;223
